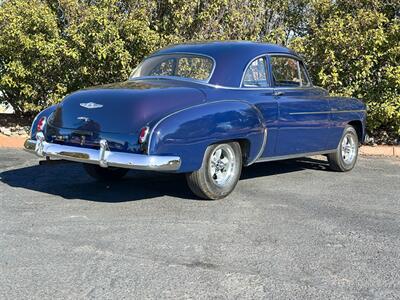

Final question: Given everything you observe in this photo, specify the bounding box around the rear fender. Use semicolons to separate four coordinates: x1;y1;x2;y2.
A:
148;100;265;173
30;105;58;139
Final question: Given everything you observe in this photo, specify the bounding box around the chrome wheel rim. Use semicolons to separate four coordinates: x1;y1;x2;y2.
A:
209;144;236;187
341;133;356;164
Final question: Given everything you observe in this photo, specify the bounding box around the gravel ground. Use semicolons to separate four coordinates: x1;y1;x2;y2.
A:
0;149;399;299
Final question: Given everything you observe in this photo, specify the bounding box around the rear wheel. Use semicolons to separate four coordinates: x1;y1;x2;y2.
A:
83;164;129;181
327;125;359;172
186;142;242;200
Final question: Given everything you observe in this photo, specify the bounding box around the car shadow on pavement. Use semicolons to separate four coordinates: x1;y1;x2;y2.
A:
0;157;329;202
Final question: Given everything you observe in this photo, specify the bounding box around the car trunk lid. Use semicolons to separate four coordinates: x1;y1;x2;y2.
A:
50;80;206;135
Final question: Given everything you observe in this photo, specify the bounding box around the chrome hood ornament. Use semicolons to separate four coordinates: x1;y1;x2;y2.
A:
80;102;103;109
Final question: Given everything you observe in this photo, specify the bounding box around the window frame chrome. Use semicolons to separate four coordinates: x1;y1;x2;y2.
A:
241;55;270;88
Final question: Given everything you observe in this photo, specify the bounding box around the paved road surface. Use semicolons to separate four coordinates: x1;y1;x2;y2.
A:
0;149;399;299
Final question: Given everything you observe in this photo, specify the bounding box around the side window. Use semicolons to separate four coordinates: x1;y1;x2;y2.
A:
242;57;268;88
299;62;311;86
271;56;311;87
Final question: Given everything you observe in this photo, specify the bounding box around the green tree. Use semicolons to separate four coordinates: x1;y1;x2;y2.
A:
0;0;399;140
291;0;400;139
0;0;68;113
0;0;160;115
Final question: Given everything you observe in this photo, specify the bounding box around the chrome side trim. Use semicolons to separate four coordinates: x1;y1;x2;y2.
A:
24;139;181;172
289;110;366;115
255;149;337;163
132;77;319;91
246;128;268;166
332;109;367;114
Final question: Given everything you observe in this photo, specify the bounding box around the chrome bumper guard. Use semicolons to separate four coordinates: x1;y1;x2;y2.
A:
24;134;181;172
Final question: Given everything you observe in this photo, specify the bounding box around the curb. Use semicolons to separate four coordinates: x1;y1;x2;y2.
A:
0;133;399;158
0;134;27;149
360;145;400;158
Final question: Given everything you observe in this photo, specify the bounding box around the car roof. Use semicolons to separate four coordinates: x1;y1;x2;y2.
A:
151;41;301;87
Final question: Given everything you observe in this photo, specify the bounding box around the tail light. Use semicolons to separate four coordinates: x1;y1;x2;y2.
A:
138;126;150;144
36;116;47;132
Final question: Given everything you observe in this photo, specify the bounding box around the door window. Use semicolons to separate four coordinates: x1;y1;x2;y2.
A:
242;57;268;88
299;62;311;86
271;56;311;87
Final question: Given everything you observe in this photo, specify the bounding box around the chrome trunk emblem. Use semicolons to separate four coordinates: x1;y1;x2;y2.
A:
77;116;90;122
80;102;103;109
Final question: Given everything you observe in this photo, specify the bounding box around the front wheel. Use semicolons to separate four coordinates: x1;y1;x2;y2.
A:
327;125;359;172
186;142;242;200
83;164;129;181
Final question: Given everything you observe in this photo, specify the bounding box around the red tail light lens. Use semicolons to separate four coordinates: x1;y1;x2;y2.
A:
36;116;47;132
138;126;150;144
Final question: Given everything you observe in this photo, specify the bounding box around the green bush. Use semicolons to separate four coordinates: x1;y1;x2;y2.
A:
0;0;399;140
0;0;160;115
290;0;400;140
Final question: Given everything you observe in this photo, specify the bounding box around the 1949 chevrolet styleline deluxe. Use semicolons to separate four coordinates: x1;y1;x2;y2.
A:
25;41;366;199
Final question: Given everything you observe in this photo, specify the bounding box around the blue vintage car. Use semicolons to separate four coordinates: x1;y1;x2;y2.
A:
25;41;366;199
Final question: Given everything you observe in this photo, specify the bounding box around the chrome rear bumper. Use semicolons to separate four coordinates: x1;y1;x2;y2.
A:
24;136;181;172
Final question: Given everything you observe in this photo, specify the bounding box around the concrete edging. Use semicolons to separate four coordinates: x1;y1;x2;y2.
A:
359;145;400;158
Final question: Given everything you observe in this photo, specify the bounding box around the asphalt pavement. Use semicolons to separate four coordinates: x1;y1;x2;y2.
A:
0;149;399;299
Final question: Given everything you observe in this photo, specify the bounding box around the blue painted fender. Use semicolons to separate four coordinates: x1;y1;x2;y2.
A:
147;100;266;173
30;105;57;139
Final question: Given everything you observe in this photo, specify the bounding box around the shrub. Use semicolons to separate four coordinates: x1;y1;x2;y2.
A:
0;0;160;115
0;0;398;140
290;0;400;139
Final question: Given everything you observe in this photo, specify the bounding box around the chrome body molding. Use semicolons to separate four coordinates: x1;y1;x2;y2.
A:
289;109;366;115
255;149;337;163
24;138;181;172
246;127;268;166
132;76;317;91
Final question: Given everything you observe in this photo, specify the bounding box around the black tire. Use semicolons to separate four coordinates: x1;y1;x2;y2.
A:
83;164;129;181
186;142;242;200
327;125;359;172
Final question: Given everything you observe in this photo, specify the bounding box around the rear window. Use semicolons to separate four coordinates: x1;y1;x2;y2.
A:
130;54;214;82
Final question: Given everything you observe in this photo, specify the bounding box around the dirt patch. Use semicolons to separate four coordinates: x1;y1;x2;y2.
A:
0;134;26;148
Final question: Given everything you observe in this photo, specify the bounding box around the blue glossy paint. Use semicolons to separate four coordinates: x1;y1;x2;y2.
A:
148;100;264;172
154;41;297;87
273;87;331;156
51;80;206;134
30;105;57;139
34;41;366;173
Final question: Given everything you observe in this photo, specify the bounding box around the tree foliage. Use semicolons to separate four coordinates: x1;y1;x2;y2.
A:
0;0;399;139
291;0;400;140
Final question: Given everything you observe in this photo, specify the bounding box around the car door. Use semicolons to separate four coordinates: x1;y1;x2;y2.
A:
269;55;331;156
241;56;279;158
